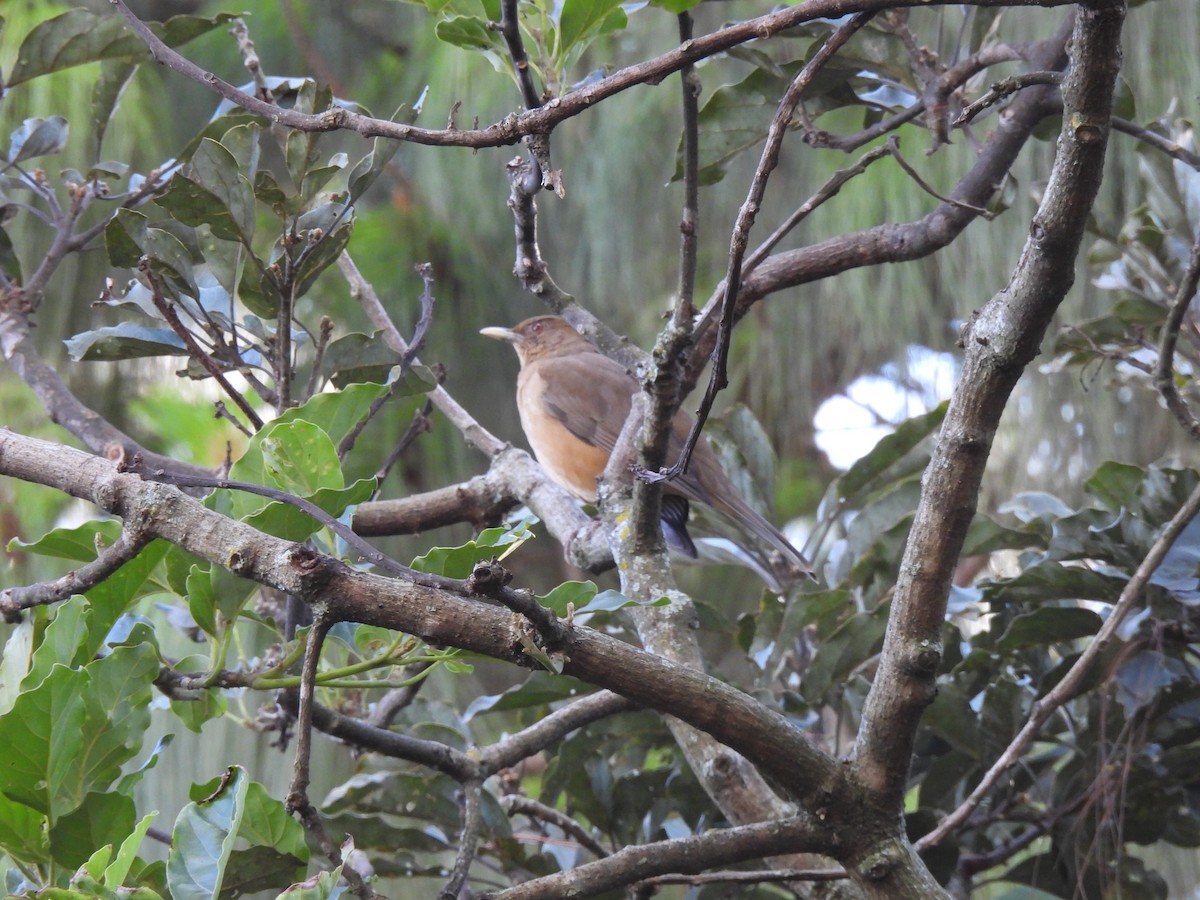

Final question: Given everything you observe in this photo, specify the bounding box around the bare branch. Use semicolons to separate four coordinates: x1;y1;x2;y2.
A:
0;528;153;621
658;12;874;483
501;795;609;858
485;816;835;900
107;0;1074;151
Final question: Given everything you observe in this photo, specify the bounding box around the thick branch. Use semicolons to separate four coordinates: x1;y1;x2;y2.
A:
486;816;835;900
853;0;1126;805
0;430;842;813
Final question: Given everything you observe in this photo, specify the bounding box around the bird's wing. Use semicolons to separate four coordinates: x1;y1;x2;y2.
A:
535;353;636;454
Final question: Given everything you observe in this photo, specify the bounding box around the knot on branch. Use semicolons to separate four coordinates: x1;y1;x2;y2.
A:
467;559;514;594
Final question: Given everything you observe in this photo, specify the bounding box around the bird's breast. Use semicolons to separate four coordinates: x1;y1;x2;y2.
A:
516;371;611;503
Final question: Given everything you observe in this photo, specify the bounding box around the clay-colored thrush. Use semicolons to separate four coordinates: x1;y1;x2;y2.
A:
481;316;814;582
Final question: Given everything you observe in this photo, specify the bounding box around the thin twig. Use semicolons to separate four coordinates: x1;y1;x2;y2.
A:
286;611;330;813
696;140;894;331
338;251;508;457
0;529;152;621
497;0;542;111
637;867;847;887
365;660;435;727
652;12;874;485
918;473;1200;849
337;265;436;459
229;17;274;102
888;135;996;218
956;70;1064;125
501;795;609;858
107;0;1075;152
372;398;434;487
139;260;264;430
1153;229;1200;439
1111;117;1200;170
442;781;484;899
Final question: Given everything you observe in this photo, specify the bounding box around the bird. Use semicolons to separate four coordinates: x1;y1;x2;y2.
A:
481;315;815;584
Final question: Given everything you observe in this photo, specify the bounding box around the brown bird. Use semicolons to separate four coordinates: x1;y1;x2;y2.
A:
481;316;815;584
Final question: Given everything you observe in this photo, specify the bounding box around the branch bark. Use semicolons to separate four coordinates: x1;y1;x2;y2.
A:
852;0;1126;805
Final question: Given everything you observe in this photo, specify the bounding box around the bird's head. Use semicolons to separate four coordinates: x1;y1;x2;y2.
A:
480;316;594;365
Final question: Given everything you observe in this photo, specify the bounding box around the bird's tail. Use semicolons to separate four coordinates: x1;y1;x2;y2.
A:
711;490;816;584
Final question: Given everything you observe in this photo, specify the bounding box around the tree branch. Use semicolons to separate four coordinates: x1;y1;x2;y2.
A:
853;0;1126;805
107;0;1074;151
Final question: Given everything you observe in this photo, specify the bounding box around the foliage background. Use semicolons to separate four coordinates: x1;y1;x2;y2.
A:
0;0;1199;896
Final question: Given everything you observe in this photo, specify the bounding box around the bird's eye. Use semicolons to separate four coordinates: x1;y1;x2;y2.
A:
530;322;543;334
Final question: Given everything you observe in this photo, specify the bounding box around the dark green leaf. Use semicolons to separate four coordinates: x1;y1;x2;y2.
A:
837;403;948;500
49;791;136;869
996;606;1103;649
93;59;138;150
8;10;239;86
434;16;504;52
104;209;196;297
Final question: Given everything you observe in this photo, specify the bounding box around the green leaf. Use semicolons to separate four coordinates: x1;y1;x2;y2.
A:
236;782;309;861
292;206;354;298
319;331;400;386
167;767;249;900
185;566;218;638
1084;460;1146;512
923;682;981;759
64;323;187;362
49;791;137;870
0;790;51;865
274;380;395;445
93;59;138;150
557;0;626;60
105;813;160;889
837;403;948;500
244;477;376;542
275;867;346;899
9;519;123;561
7;9;239;86
434;16;504;52
7;116;69;163
104;209;196;297
800;604;889;705
260;420;344;495
996;606;1104;650
347;127;407;203
648;0;703;13
155;138;256;244
24;596;92;689
539;581;597;616
412;518;536;578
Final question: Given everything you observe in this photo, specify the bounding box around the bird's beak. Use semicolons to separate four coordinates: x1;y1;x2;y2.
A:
480;326;518;344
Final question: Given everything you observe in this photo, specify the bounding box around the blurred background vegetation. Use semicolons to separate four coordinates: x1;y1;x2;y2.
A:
1;0;1198;893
